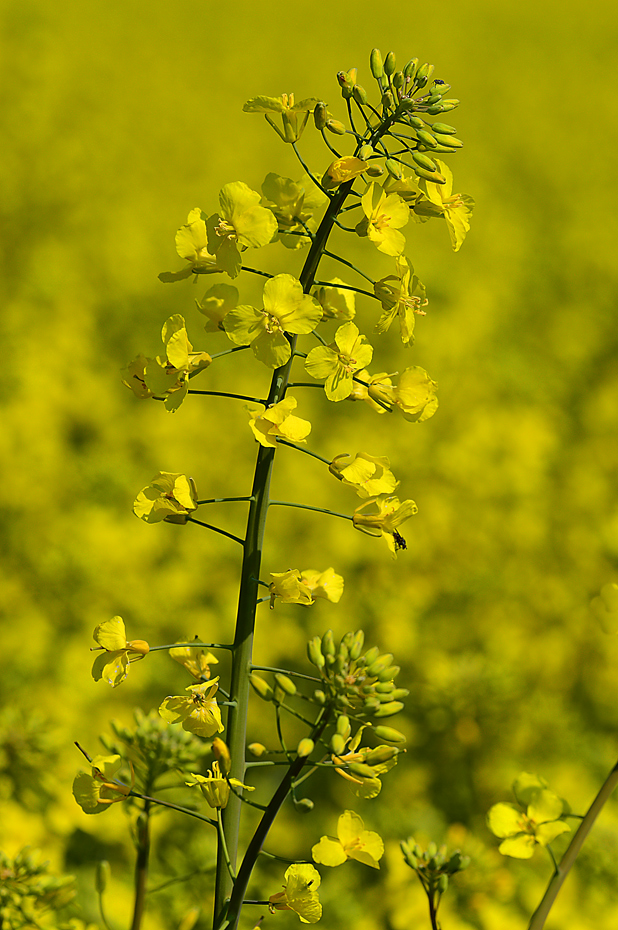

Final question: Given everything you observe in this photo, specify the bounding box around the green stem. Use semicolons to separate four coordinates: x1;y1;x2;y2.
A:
195;496;255;505
148;642;234;652
274;438;332;466
269;500;353;521
188;390;266;404
322;249;376;284
130;802;150;930
187;517;245;546
129;790;217;827
217;809;237;881
528;758;618;929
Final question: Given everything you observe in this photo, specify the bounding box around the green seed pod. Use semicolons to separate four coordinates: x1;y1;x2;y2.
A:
248;742;267;757
413;151;438;172
373;700;404;718
408;115;426;129
427;841;438;858
384;51;396;76
326;118;346;135
364;745;398;765
438;874;449;894
367;654;394;677
431;122;457;135
347;761;376;778
373;725;406;743
370;48;384;79
363;646;380;666
447;851;463;873
322;629;336;658
95;860;110;894
350;630;365;660
313;689;326;704
308;636;325;669
415;63;434;88
313;102;328;130
385;158;403;180
297;738;315;757
403;57;418;79
378;665;400;682
366;164;384;177
275;673;297;696
249;673;273;701
434;133;463;148
414;166;447;184
357;144;374;161
353;84;368;105
393;70;405;90
294;797;315;813
440;99;460;111
416;129;438;148
330;732;347;756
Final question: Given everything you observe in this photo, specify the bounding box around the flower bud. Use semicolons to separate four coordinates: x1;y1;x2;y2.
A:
321;630;336;659
431;122;457;135
434;134;463;148
403;58;419;79
373;726;406;743
325;118;347;135
297;738;315;757
349;630;364;660
440;99;460;112
366;165;384;177
393;71;405;90
95;860;110;894
425;94;442;106
347;761;376;778
248;742;267;757
249;673;273;701
212;737;231;775
308;636;325;669
373;700;404;718
366;654;393;677
313;102;328;130
390;688;410;700
381;90;394;110
408;115;425;129
432;82;451;96
414;166;446;184
378;664;400;681
330;733;347;755
384;51;396;76
313;689;326;704
363;646;380;666
364;745;398;765
385;159;403;180
357;144;374;161
294;797;315;813
370;48;384;79
415;63;434;88
336;714;351;739
438;874;449;894
416;129;438;148
274;673;297;696
375;681;395;694
353;84;368;106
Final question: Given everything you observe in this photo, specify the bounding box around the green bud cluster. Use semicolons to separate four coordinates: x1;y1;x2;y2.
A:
401;837;470;899
0;848;76;930
306;630;408;719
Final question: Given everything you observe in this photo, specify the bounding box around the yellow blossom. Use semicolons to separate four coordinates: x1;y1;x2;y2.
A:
322;156;368;190
312;811;384;869
353;494;418;557
269;570;314;609
373;257;428;346
394;367;438;422
356;182;409;256
247;397;311;448
269;864;322;923
206;181;278;278
158;208;224;281
418;159;474;251
169;643;219;681
72;755;131;814
329;452;398;499
133;472;198;524
185;760;254;809
305;322;373;401
347;370;396;414
196;283;239;332
159;679;224;738
300;568;344;603
91;617;149;688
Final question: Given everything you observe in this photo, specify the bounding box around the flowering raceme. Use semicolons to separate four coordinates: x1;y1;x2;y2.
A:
91;616;149;688
224;274;322;368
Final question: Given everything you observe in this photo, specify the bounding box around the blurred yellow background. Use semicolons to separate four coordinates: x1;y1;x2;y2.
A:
2;0;618;927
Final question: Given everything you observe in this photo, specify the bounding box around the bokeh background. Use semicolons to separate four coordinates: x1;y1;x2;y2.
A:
2;0;618;927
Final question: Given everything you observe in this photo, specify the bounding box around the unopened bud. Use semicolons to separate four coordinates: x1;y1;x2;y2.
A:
415;63;434;88
416;129;438;148
432;122;457;135
438;874;449;894
297;738;315;758
363;646;380;666
274;673;297;696
366;165;384;177
381;90;394;110
364;745;398;765
393;71;404;90
385;159;403;180
248;742;267;757
432;82;451;96
321;630;336;658
212;737;231;775
313;689;326;704
408;115;425;129
95;860;110;894
308;636;325;669
384;51;396;76
390;688;410;701
325;118;346;135
357;144;374;161
313;102;328;130
370;48;384;79
373;725;406;743
378;665;400;681
349;630;364;660
330;733;347;756
294;797;315;813
352;84;368;106
434;134;463;148
403;58;419;79
366;654;393;677
336;714;351;739
414;166;446;184
440;99;460;112
373;700;404;718
249;673;273;701
347;761;375;778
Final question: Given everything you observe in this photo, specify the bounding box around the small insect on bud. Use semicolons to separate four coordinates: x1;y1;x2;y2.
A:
370;48;384;79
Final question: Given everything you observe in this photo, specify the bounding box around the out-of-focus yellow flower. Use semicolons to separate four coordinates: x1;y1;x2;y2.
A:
133;472;198;524
312;810;384;869
261;173;327;249
312;278;356;321
206;182;278;278
169;643;219;681
300;568;344;603
224;274;322;369
269;863;322;923
269;570;315;609
355;183;409;256
373;257;427;346
329;452;398;499
247;397;311;448
72;755;131;814
487;773;571;859
185;760;254;809
353;494;418;557
305;322;373;401
196;283;239;332
158;208;224;281
159;679;224;738
91;616;149;688
394;367;438;422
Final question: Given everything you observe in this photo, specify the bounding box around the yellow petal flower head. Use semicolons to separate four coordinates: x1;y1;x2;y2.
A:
122;315;212;412
300;568;344;604
356;182;409;256
322;156;368;190
133;472;198;524
169;642;219;681
353;494;418;557
348;370;396;414
373;257;428;346
224;274;322;369
159;678;224;738
487;773;571;859
247;397;311;448
186;760;254;809
244;94;321;144
269;863;322;923
261;173;328;249
158;208;224;281
312;810;384;869
206;181;278;278
312;278;356;322
72;754;131;814
305;322;373;402
269;570;315;609
329;452;398;499
419;160;474;251
91;616;149;688
196;283;239;332
394;367;438;422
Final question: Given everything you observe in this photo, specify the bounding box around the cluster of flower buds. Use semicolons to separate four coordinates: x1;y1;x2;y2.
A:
306;629;408;719
401;837;470;895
